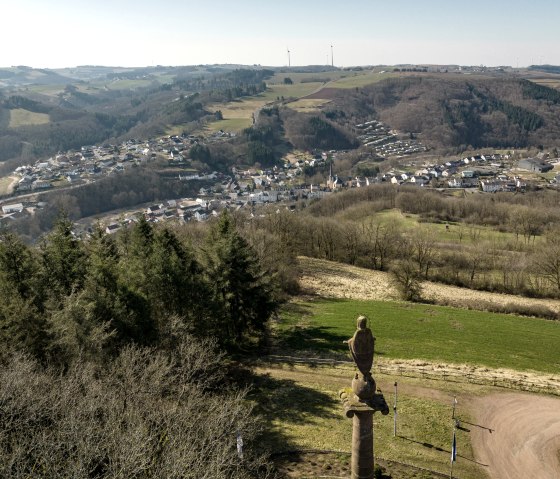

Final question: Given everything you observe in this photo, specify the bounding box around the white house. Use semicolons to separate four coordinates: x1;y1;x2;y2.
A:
2;203;24;214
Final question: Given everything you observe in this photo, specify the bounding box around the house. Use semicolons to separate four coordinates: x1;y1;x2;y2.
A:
105;223;121;235
146;204;164;216
480;180;502;193
2;203;24;214
32;180;52;190
518;158;553;173
194;211;208;222
66;172;81;182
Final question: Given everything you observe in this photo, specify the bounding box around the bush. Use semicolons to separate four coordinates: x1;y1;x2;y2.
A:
0;344;273;478
391;259;423;302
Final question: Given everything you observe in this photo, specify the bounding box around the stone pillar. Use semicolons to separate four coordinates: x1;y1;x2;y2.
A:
340;390;388;479
352;410;374;479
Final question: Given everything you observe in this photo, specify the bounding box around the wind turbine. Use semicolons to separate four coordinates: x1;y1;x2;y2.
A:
331;44;334;67
287;47;291;68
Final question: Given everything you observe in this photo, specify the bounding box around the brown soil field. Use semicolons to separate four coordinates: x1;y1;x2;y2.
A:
298;256;560;313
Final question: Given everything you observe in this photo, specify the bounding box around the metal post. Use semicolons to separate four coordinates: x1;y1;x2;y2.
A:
452;396;457;420
450;425;456;479
393;381;398;437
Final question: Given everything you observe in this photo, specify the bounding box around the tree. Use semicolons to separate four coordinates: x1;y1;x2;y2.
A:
283;77;293;85
391;259;423;302
204;212;276;348
0;232;47;359
39;214;86;303
532;228;560;294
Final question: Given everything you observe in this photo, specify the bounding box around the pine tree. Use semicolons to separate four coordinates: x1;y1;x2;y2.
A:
204;212;276;348
0;232;47;359
39;214;86;303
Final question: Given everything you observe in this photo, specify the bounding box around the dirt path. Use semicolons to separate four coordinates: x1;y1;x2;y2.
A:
470;393;560;479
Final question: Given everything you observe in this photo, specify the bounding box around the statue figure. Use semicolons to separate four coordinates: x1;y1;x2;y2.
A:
345;315;376;400
347;315;375;377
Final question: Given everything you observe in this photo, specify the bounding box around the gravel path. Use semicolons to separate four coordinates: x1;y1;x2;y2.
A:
471;393;560;479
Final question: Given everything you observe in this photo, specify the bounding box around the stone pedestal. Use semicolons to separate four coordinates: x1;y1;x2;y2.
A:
340;389;389;479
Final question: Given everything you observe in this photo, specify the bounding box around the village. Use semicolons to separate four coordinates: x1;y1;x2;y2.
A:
1;120;559;232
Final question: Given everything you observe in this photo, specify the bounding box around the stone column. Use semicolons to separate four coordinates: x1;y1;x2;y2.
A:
352;410;374;479
340;390;388;479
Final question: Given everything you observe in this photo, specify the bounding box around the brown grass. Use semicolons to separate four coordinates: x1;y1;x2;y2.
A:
298;256;560;314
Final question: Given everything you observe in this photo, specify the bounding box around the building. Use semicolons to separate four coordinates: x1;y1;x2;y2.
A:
518;158;553;173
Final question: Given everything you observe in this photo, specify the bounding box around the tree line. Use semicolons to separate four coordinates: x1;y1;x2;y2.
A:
251;185;560;303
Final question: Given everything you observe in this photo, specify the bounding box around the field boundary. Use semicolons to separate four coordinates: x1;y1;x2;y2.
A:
262;355;560;396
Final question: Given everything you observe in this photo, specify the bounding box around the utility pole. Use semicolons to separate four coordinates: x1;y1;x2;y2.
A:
393;382;398;437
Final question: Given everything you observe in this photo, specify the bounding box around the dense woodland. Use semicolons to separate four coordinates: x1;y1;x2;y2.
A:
0;211;281;477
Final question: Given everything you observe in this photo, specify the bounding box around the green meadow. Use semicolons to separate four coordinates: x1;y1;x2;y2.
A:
277;299;560;373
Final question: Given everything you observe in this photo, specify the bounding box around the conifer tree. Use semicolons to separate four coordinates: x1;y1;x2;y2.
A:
0;232;47;359
204;212;276;348
39;214;86;303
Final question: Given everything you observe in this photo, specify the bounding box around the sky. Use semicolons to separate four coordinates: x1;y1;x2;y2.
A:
2;0;559;69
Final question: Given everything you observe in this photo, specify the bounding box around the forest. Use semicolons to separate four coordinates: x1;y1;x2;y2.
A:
0;211;282;478
326;76;560;151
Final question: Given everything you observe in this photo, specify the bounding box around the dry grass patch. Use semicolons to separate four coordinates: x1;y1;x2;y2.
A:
9;108;50;127
297;256;560;314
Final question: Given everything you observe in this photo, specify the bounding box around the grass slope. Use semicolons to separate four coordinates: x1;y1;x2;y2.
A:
254;364;486;478
8;108;50;127
278;299;560;373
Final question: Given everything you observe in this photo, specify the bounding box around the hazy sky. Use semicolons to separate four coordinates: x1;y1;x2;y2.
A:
2;0;558;68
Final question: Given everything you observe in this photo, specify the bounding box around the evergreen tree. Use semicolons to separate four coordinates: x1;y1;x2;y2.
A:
146;227;210;332
48;226;153;365
0;232;47;359
204;212;276;348
39;214;86;303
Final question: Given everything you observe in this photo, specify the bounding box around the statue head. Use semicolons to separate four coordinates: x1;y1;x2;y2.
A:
357;315;368;330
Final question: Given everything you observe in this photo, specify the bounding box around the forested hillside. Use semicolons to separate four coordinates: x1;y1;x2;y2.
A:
326;76;560;151
0;67;273;173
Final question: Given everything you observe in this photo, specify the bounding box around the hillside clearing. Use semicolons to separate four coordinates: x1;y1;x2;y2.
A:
297;256;560;314
8;108;50;127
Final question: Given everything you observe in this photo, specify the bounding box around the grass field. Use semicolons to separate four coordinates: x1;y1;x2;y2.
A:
205;82;323;133
328;71;396;89
366;209;520;246
263;82;323;100
105;79;154;90
268;71;352;85
206;118;253;132
0;176;16;195
254;363;485;478
8;108;50;128
277;299;560;373
26;84;65;96
287;98;331;112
